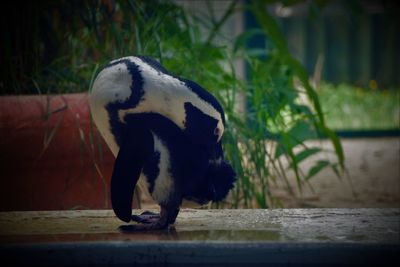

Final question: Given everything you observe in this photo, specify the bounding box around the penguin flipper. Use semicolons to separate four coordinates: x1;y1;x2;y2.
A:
111;126;153;223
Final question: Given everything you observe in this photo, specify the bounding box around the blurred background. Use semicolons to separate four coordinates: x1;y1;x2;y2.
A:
0;0;399;211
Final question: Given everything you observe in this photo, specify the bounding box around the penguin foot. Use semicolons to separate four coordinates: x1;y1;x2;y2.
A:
131;211;160;224
120;205;180;231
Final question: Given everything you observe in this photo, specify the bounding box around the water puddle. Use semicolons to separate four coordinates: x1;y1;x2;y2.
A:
0;229;281;243
119;227;281;241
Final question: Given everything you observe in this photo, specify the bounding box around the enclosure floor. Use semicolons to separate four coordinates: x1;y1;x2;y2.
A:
1;209;399;265
270;137;400;208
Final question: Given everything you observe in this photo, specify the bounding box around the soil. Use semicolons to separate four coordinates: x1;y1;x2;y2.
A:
271;137;400;208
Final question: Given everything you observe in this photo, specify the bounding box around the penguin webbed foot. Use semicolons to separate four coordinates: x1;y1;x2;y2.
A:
131;210;160;224
120;205;180;231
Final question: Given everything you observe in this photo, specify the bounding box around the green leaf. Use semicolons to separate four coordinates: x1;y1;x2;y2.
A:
330;163;342;180
306;160;330;180
275;134;290;159
275;121;317;159
292;147;322;166
255;191;267;208
288;121;317;142
321;126;345;171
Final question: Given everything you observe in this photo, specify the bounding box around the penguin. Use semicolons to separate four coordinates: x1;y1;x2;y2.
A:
90;56;225;158
89;56;235;230
111;112;235;230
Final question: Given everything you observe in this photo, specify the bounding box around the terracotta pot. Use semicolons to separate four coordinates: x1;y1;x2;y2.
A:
0;93;115;211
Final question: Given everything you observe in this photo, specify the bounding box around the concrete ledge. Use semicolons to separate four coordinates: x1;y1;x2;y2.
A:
3;242;399;266
1;209;399;266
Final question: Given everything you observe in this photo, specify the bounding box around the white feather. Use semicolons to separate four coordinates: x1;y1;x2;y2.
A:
89;62;133;156
117;57;223;133
150;132;174;203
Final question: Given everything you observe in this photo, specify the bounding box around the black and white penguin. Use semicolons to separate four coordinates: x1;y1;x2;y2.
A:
90;56;235;229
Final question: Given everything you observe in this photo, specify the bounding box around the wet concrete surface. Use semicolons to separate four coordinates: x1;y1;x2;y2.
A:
0;209;399;243
1;209;399;266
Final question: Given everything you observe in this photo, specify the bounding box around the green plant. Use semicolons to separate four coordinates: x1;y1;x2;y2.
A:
3;0;345;208
318;83;400;130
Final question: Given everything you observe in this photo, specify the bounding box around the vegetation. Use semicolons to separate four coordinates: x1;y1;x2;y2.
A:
318;83;399;130
1;0;346;208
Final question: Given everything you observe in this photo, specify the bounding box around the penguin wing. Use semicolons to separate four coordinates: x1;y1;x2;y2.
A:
111;125;153;222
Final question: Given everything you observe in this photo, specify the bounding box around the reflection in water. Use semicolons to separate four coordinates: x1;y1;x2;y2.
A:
0;227;281;244
119;226;280;241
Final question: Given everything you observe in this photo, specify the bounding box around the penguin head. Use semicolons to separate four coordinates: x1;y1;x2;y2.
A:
207;160;236;202
185;159;236;205
184;141;236;205
183;102;224;145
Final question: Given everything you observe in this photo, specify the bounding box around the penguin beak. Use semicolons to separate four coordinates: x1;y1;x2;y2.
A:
216;131;222;143
214;123;224;143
